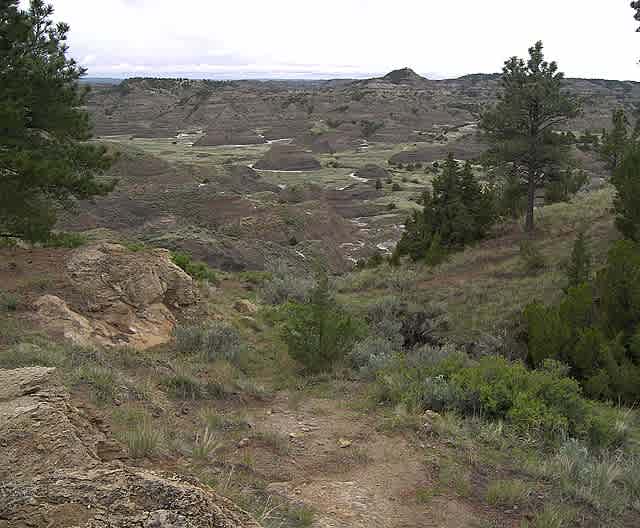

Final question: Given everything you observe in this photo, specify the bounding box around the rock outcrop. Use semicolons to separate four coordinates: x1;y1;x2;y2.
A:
354;164;390;181
382;67;427;85
194;130;266;147
0;366;261;527
32;243;198;349
253;144;321;171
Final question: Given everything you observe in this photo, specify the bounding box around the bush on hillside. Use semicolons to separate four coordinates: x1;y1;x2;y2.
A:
376;348;622;447
612;145;640;242
282;273;363;373
171;251;218;283
259;260;315;305
174;322;241;364
525;240;640;403
566;231;592;290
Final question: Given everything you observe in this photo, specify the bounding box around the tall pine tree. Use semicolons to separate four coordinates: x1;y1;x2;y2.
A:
0;0;115;241
481;42;580;232
600;109;630;171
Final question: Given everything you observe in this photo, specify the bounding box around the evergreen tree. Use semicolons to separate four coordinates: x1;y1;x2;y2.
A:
612;145;640;242
282;271;362;374
396;154;496;262
566;231;592;289
600;109;630;171
481;41;580;232
0;0;115;241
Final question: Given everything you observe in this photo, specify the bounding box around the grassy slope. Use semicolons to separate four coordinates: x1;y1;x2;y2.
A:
339;187;618;342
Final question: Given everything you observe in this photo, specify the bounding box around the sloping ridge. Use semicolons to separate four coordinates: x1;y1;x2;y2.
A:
382;67;427;84
0;366;262;528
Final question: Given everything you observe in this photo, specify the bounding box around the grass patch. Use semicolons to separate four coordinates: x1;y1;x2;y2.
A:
190;427;220;461
486;479;532;508
438;459;472;497
43;231;87;248
0;342;67;368
72;364;117;403
121;418;162;458
521;505;577;528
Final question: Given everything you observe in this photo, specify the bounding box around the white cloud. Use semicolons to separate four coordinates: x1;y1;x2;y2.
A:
44;0;640;80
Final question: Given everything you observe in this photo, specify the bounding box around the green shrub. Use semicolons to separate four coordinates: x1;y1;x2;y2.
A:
612;145;640;242
0;291;18;311
566;231;592;289
122;419;162;458
282;273;363;373
376;350;621;446
525;240;640;403
0;342;67;368
43;231;87;248
520;240;546;272
259;260;314;305
486;479;531;507
72;365;117;403
190;427;220;461
174;322;241;363
349;336;397;375
171;251;218;282
161;371;204;399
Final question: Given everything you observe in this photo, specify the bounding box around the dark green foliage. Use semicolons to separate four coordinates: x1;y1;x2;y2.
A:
0;1;115;241
0;291;18;311
544;167;588;204
360;120;384;139
391;182;402;191
519;240;546;273
576;129;601;152
396;155;496;262
171;251;218;283
612;145;640;242
633;1;640;30
375;178;383;191
43;231;86;248
481;41;580;232
496;165;527;218
282;272;363;373
525;240;640;403
599;109;630;170
566;232;592;289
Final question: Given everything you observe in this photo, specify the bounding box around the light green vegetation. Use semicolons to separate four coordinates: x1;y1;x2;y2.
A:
339;187;618;341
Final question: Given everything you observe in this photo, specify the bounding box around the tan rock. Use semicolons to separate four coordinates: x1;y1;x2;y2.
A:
0;367;261;527
32;295;97;348
234;299;258;315
31;244;199;350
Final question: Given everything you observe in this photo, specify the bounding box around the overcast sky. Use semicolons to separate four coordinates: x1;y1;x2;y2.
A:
37;0;640;80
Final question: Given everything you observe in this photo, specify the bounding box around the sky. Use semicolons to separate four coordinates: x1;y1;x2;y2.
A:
34;0;640;80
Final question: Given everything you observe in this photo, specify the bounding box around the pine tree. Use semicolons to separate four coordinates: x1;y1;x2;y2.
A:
612;145;640;242
0;1;115;241
600;109;630;171
481;41;580;232
396;155;496;261
567;231;592;289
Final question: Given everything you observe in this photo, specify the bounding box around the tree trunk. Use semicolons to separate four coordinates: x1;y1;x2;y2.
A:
525;174;536;232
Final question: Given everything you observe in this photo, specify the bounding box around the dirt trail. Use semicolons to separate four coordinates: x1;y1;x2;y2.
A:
241;394;479;528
